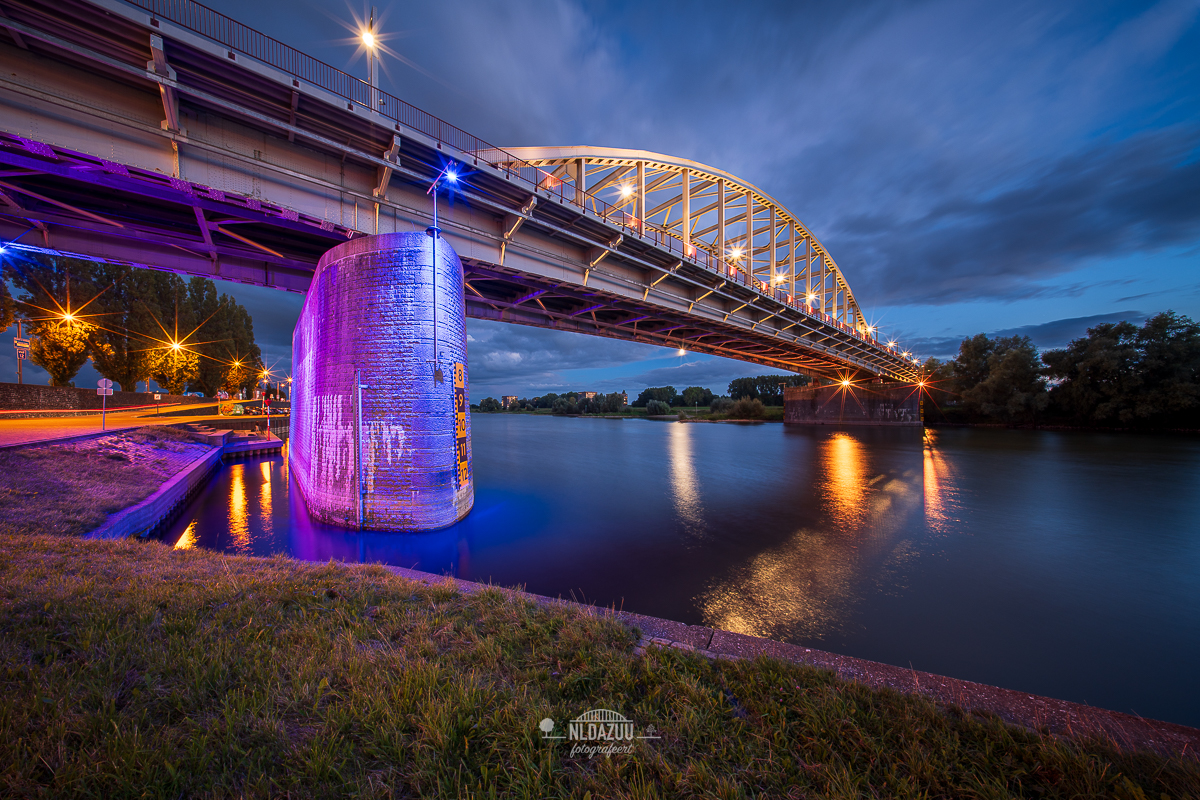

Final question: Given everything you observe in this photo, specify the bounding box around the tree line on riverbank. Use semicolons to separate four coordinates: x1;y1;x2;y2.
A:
475;374;812;419
923;311;1200;429
1;255;264;395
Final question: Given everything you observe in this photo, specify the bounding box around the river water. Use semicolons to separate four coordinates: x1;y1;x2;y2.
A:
164;416;1200;728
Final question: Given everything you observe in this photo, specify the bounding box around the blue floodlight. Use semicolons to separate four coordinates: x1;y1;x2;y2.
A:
445;169;458;183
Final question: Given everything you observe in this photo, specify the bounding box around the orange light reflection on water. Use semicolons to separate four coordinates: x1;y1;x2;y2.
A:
824;432;866;531
923;428;955;533
173;520;197;550
699;430;922;641
259;461;274;538
228;464;250;553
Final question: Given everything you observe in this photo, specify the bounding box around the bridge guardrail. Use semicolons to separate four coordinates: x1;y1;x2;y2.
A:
130;0;903;363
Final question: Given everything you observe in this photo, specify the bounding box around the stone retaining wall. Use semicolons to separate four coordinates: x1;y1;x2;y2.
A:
0;381;206;413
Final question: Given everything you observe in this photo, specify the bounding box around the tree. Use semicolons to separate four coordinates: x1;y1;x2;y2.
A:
1042;322;1141;425
1043;312;1199;427
951;334;1047;423
9;255;109;386
710;396;734;413
645;399;671;415
479;397;501;412
89;265;177;392
633;386;677;407
29;319;97;386
1131;311;1200;425
222;360;254;395
728;397;765;419
552;396;578;415
150;347;200;395
727;375;810;405
681;386;714;407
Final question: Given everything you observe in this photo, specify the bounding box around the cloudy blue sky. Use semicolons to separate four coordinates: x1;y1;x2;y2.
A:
8;0;1199;399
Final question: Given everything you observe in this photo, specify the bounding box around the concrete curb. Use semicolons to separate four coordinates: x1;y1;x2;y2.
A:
381;564;1200;759
87;446;223;540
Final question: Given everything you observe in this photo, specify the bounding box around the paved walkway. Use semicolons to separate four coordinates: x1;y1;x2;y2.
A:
0;406;280;448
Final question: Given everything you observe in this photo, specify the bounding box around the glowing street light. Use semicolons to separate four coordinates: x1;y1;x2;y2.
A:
363;7;378;98
426;162;460;380
887;340;896;349
619;184;633;199
841;378;851;387
677;348;686;356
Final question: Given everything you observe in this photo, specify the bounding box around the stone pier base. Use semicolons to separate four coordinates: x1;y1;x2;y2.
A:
783;383;921;426
289;231;473;531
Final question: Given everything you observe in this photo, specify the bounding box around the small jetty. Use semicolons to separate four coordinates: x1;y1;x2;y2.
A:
185;424;284;459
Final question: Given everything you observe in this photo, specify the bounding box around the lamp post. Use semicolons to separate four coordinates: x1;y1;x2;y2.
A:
363;7;378;109
426;164;458;383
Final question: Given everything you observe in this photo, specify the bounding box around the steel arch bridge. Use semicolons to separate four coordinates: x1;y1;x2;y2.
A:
499;146;866;333
0;0;924;383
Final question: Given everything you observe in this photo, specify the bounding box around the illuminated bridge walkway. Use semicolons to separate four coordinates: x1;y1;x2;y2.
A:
0;0;920;381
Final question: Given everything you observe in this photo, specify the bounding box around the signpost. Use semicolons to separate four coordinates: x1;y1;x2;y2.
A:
97;379;113;430
154;393;161;415
14;320;28;383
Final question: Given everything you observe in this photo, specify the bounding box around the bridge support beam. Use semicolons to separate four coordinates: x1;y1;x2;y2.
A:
289;231;473;531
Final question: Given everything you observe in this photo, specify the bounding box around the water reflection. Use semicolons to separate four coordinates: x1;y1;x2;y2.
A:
922;428;956;534
174;520;197;550
823;432;866;531
229;465;249;553
669;423;705;538
699;428;921;640
259;461;274;538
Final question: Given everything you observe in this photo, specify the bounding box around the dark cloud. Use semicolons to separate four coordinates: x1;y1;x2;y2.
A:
991;310;1149;349
904;310;1150;360
833;128;1200;305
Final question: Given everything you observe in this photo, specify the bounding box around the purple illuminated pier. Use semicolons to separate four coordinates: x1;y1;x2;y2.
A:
290;231;473;531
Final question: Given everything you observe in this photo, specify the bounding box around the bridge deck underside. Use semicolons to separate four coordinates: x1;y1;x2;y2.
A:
462;261;846;373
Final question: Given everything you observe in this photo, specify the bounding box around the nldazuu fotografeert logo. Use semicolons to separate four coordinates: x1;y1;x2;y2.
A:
539;709;660;759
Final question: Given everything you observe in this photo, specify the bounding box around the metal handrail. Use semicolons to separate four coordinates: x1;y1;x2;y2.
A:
129;0;896;357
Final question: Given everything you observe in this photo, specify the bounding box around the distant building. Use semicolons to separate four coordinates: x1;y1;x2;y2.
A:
620;391;628;406
501;395;518;409
578;391;597;400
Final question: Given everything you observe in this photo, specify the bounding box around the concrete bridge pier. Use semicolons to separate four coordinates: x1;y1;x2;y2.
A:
289;231;473;531
783;384;922;427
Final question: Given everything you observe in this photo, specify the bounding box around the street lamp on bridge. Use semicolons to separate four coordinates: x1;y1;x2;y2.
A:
426;164;459;382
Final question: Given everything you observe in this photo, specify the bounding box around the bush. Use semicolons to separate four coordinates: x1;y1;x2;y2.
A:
645;399;672;415
710;396;734;413
728;397;764;419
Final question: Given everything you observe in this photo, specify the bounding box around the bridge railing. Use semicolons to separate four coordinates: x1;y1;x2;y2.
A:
131;0;898;359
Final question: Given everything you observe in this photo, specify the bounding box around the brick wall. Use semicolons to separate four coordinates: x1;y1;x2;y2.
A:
0;382;208;413
290;231;473;532
784;384;922;426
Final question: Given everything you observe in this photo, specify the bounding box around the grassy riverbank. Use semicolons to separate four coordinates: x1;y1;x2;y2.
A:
1;534;1196;798
0;428;210;537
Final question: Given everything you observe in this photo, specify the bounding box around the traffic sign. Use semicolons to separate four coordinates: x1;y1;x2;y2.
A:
98;378;113;389
96;388;113;396
16;349;26;360
154;393;161;401
13;338;29;348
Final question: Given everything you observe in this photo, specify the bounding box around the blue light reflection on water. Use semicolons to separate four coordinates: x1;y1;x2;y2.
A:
163;416;1200;728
